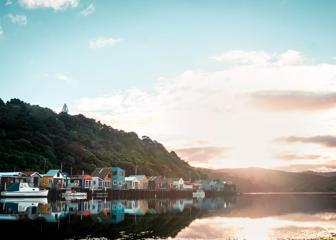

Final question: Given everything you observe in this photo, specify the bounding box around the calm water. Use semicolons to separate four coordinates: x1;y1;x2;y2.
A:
0;194;336;239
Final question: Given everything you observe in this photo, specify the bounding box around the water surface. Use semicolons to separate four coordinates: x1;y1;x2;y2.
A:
0;194;335;239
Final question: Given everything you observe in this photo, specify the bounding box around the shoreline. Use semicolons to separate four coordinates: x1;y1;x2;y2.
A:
242;192;336;195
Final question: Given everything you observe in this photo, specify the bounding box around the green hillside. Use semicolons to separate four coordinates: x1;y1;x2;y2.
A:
0;98;205;180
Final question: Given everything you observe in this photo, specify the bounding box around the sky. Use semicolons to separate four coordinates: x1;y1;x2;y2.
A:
1;0;336;171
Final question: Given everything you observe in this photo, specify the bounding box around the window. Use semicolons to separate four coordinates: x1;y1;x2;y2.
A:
113;180;117;185
118;181;123;186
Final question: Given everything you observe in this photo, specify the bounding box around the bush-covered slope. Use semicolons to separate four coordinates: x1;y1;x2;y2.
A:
0;98;205;180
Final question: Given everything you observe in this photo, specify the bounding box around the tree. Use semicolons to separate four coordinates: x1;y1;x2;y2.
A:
61;104;69;114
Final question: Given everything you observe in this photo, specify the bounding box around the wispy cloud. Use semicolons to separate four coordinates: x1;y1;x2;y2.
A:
43;73;79;87
0;25;3;37
211;50;271;65
274;153;321;161
19;0;79;11
80;3;95;16
174;146;229;166
5;0;13;6
211;49;305;66
89;37;121;49
7;14;28;26
277;136;336;148
56;73;69;81
250;91;336;111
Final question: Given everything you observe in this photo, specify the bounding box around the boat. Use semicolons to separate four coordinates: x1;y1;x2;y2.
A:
0;198;48;204
62;189;87;200
192;189;205;198
0;183;48;198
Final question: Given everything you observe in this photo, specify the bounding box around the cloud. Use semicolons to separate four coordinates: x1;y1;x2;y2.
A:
7;14;28;25
56;73;69;81
212;49;305;65
277;136;336;148
276;50;305;65
80;3;95;16
89;37;121;49
0;25;3;37
19;0;79;10
211;50;271;65
54;73;78;87
5;0;13;6
274;153;321;161
174;146;229;165
250;91;336;111
75;50;336;169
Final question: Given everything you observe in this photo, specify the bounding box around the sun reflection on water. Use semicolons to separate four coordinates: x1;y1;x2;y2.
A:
170;214;336;240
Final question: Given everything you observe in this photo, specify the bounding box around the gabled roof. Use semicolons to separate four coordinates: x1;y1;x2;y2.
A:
91;167;112;179
22;171;42;177
0;172;22;177
44;169;63;177
148;176;164;182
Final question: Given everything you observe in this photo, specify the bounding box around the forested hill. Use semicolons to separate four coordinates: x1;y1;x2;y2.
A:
0;98;205;180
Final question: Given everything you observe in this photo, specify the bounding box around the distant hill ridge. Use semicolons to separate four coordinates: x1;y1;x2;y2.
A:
0;98;205;180
200;167;336;192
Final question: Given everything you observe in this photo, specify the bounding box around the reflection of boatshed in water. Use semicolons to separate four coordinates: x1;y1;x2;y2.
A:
39;212;67;222
148;199;172;214
194;197;227;210
1;200;45;220
172;199;193;212
83;199;110;215
124;200;148;215
110;200;124;224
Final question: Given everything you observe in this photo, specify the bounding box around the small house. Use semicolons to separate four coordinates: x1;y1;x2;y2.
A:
148;176;165;190
223;181;236;192
172;178;184;190
67;175;92;189
126;175;148;189
163;177;174;190
212;179;225;192
112;167;125;190
0;172;23;190
91;177;104;190
196;180;213;191
42;169;66;188
92;167;113;189
125;176;140;189
22;171;42;187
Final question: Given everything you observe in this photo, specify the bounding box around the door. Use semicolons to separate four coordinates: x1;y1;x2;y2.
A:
33;177;39;187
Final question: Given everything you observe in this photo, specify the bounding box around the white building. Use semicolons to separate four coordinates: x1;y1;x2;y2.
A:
172;178;184;190
125;176;140;189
